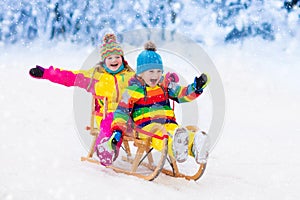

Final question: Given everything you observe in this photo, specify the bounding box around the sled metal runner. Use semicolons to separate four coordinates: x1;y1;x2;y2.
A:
81;95;207;181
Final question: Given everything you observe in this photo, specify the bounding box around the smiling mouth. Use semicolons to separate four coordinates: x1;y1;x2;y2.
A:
150;79;158;84
110;64;119;67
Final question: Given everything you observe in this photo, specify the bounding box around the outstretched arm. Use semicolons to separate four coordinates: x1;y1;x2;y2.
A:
168;73;209;103
29;65;97;94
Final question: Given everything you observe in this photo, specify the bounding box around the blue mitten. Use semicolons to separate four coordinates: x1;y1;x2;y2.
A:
108;130;122;151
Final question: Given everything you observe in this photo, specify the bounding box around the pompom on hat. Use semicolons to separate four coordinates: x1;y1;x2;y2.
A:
136;41;163;75
100;33;124;61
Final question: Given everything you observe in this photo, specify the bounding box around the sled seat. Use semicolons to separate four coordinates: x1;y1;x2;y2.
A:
107;125;169;181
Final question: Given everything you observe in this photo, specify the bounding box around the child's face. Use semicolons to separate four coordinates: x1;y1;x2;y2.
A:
140;69;163;88
105;55;123;71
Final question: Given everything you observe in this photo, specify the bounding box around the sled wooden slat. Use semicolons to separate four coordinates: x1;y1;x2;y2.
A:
160;163;207;181
106;165;160;181
121;155;206;181
80;156;100;164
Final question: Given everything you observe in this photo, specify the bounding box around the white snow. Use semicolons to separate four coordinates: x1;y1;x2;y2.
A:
0;37;299;200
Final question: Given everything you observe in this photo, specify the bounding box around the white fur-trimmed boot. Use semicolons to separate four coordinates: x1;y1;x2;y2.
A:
172;127;189;163
192;131;210;164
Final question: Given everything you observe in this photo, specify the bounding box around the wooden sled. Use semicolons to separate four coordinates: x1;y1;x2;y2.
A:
81;95;207;181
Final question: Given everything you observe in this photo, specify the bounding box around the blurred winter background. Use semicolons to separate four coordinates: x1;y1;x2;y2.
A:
0;0;300;199
0;0;299;46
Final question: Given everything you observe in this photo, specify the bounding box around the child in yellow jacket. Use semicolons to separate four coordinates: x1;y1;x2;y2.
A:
29;34;135;164
29;33;135;125
107;41;210;165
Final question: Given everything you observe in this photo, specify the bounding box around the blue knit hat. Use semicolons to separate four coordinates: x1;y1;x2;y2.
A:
136;41;163;75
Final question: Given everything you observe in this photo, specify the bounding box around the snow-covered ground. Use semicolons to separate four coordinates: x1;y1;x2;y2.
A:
0;37;299;200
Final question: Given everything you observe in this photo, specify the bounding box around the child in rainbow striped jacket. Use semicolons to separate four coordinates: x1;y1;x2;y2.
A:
108;41;210;164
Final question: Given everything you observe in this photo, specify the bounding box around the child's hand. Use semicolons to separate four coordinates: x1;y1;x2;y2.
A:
165;72;179;83
29;65;45;78
109;130;122;151
162;72;179;88
194;73;209;92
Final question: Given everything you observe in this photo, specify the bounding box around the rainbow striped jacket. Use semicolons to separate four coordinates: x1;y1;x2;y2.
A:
111;75;202;134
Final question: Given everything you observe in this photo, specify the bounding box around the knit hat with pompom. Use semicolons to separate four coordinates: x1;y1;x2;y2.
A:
136;41;163;75
100;33;124;61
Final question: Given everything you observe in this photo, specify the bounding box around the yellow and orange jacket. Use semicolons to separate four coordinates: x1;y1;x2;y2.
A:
40;62;135;125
